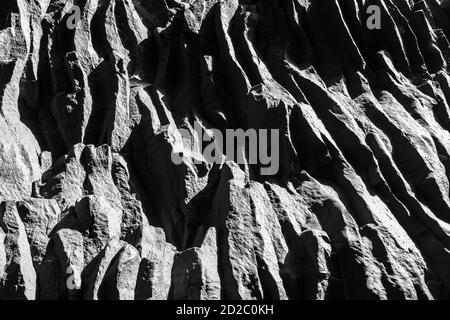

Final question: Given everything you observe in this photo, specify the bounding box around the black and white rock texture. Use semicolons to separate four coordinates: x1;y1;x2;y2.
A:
1;0;450;300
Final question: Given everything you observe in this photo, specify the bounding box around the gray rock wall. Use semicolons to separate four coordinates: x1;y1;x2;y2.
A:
1;0;450;300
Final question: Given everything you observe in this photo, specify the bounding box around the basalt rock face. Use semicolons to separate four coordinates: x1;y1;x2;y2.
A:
1;0;450;300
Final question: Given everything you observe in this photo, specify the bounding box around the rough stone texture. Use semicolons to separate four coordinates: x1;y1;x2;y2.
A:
0;0;450;300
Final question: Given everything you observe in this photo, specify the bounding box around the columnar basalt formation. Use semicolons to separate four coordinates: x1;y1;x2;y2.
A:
1;0;450;300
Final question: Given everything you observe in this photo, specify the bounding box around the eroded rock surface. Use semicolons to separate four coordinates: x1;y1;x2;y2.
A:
1;0;450;300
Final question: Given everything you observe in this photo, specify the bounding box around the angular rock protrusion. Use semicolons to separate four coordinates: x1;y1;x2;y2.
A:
170;228;220;300
0;202;36;300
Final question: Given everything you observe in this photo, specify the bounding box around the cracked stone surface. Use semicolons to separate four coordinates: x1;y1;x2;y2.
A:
1;0;450;300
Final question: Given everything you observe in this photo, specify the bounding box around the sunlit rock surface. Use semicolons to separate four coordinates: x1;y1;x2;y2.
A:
1;0;450;300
